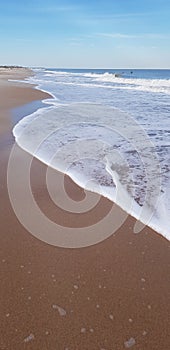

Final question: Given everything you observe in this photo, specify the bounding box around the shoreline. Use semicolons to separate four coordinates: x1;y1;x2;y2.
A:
0;67;170;349
12;69;169;242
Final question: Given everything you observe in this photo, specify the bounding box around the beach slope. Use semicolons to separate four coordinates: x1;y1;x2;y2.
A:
0;68;169;350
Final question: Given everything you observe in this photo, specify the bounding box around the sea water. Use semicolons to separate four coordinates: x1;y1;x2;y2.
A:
13;68;170;240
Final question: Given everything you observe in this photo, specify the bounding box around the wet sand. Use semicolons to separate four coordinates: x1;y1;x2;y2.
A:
0;68;170;350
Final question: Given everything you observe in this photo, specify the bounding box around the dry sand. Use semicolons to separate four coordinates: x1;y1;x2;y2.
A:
0;68;170;350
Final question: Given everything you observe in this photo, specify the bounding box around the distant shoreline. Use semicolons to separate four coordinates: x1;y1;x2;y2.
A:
0;65;24;69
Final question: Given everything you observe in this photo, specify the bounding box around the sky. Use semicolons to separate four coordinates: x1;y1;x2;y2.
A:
0;0;170;68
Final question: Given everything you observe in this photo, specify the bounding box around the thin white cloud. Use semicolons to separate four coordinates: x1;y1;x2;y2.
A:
94;12;153;19
96;32;170;39
76;10;167;24
98;33;138;39
36;5;79;13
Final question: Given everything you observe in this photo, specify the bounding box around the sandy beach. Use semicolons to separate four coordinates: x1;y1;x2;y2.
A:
0;68;170;349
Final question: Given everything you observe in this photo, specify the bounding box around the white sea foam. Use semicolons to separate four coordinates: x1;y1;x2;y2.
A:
11;68;170;241
13;100;170;241
35;70;170;95
83;71;170;92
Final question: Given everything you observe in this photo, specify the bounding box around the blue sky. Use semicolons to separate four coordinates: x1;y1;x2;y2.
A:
0;0;170;68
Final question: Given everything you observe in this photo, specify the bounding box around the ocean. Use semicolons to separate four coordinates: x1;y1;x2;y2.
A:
13;68;170;241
